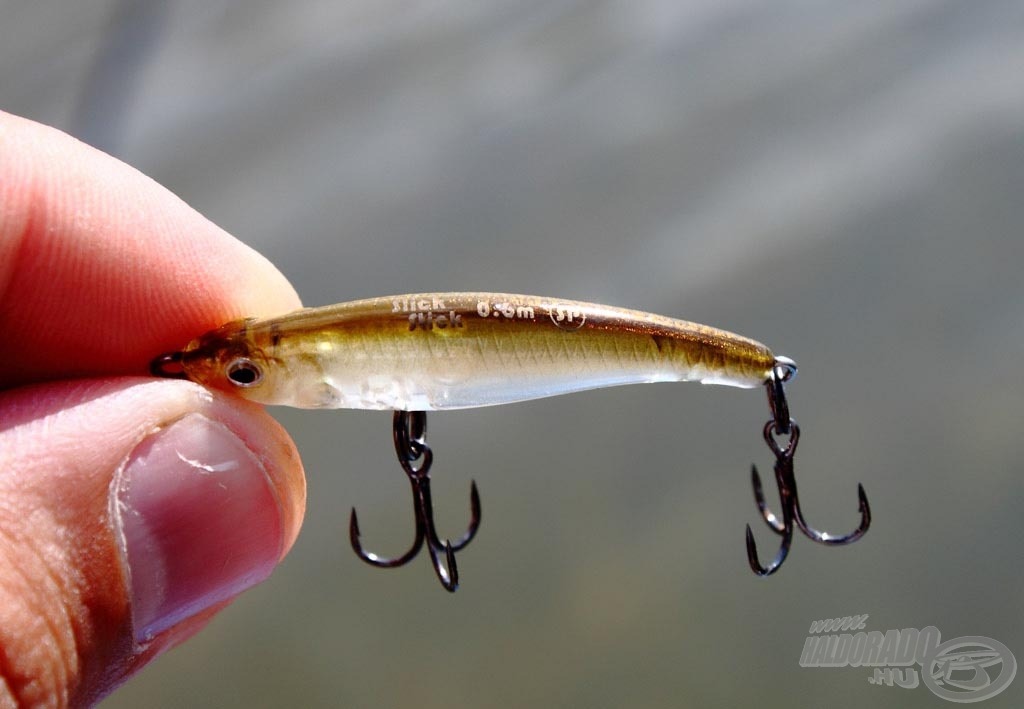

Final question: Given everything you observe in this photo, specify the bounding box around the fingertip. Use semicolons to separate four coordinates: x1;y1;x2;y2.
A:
0;111;303;386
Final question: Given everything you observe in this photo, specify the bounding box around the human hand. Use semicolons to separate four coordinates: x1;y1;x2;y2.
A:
0;111;306;706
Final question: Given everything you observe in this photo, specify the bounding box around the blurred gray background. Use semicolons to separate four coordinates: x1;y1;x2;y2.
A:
4;1;1024;707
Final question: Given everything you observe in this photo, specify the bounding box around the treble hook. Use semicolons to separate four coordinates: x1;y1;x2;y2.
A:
349;410;481;592
744;357;871;576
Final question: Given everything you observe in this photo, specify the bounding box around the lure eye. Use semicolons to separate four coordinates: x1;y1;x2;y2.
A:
226;358;263;387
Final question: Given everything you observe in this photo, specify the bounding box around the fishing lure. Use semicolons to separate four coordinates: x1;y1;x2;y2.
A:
152;293;870;589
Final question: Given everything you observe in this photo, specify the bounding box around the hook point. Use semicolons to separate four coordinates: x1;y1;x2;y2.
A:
349;507;361;539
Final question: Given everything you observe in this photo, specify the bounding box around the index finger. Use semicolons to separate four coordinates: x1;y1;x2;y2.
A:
0;112;302;388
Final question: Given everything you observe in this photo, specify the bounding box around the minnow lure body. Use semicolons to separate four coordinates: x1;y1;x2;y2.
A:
153;293;779;410
152;292;869;584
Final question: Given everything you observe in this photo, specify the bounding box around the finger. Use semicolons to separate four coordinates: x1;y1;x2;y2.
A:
0;111;302;387
0;377;305;705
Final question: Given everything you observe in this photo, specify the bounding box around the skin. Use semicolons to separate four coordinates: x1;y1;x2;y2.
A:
0;111;306;705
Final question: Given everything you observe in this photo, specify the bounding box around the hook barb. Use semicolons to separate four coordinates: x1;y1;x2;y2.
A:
745;522;791;577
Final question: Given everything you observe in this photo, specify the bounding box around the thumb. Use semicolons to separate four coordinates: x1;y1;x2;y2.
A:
0;377;305;706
